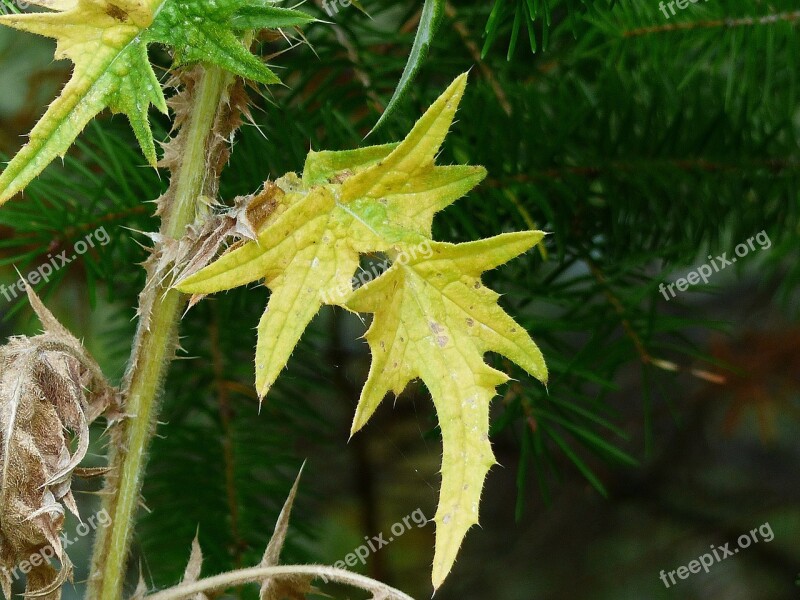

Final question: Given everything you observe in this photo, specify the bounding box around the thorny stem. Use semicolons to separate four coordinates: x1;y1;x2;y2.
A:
143;565;416;600
87;64;236;600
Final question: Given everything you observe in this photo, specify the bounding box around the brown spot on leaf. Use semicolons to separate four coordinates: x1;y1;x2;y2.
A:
328;169;353;184
106;3;128;21
246;181;283;231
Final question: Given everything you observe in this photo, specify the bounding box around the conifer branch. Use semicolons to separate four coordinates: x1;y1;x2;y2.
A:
623;10;800;37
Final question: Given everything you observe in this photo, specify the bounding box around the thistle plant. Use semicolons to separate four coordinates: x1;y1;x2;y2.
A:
2;0;797;597
0;0;548;598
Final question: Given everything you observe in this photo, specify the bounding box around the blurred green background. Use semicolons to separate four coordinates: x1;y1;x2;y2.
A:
0;1;799;598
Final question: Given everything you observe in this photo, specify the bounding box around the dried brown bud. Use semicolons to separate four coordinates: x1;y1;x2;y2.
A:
0;286;117;599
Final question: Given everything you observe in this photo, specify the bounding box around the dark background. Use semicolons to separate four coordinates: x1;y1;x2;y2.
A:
0;1;798;598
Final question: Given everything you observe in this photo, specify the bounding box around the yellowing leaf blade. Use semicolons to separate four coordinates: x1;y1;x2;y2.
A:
178;183;389;399
346;233;547;589
179;76;483;400
412;231;548;382
380;165;487;237
172;77;542;589
302;143;399;186
0;0;304;205
0;2;165;203
342;73;469;205
177;189;335;295
425;364;501;589
254;236;359;398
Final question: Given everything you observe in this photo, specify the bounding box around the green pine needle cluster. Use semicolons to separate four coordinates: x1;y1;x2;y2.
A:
0;0;797;595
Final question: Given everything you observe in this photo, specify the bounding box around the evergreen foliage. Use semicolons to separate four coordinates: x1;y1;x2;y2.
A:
0;0;797;596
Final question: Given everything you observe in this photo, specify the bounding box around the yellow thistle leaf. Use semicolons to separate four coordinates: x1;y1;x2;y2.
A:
175;75;547;588
0;0;166;204
177;74;483;400
346;233;548;589
0;0;313;204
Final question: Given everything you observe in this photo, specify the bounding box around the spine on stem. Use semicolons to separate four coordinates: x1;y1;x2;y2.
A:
87;63;246;600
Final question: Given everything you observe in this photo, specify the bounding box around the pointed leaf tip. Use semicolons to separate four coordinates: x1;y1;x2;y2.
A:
344;73;473;206
346;234;547;589
231;5;316;29
183;533;204;583
0;0;296;204
262;462;305;568
166;76;537;592
368;0;446;135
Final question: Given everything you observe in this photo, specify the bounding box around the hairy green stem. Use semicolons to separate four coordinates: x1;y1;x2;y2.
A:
87;64;235;600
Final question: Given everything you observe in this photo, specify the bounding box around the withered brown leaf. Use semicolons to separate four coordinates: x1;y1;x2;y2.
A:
0;285;117;599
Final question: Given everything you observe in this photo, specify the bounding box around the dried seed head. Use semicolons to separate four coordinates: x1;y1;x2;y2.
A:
0;286;117;599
